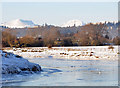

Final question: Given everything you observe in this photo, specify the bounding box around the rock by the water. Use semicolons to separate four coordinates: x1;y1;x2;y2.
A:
1;50;42;74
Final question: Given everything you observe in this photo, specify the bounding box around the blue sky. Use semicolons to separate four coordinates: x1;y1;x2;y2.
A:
2;2;118;26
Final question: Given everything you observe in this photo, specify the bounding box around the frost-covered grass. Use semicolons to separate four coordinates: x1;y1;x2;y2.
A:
1;50;42;74
3;46;119;60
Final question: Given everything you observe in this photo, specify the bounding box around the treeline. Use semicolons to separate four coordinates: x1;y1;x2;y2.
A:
2;23;120;47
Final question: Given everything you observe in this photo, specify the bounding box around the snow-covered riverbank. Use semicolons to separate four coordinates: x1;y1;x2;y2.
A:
3;46;119;60
2;46;118;86
1;50;42;74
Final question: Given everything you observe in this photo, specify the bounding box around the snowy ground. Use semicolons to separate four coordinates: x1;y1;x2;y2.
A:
3;46;119;60
1;46;119;86
1;50;42;74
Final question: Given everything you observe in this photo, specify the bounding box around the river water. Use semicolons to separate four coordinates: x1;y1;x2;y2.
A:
2;57;118;86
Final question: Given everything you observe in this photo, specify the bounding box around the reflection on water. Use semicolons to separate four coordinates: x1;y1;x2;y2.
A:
2;58;118;86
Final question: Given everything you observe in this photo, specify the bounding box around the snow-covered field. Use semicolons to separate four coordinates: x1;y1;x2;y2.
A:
3;46;119;60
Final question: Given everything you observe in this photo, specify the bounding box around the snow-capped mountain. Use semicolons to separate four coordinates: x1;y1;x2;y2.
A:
2;19;36;28
61;20;86;27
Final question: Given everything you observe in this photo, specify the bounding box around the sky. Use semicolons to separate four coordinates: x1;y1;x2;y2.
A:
1;2;118;26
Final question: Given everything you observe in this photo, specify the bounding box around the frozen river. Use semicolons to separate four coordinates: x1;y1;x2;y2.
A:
2;57;118;86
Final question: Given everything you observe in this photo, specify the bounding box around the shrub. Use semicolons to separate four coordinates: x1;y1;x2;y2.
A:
21;50;27;52
48;44;52;49
108;46;114;49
